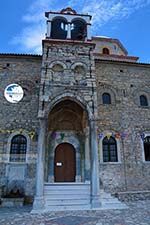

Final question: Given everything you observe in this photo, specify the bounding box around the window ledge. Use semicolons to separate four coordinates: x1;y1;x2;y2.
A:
142;161;150;164
7;162;27;165
138;106;149;109
100;162;122;165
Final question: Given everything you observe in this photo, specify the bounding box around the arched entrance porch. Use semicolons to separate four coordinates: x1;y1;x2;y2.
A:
33;96;101;211
45;99;90;183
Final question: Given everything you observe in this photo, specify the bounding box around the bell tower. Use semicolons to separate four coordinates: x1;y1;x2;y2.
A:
45;7;91;41
38;7;96;118
34;7;101;211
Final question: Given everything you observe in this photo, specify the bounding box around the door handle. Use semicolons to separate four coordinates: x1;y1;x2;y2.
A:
56;162;63;166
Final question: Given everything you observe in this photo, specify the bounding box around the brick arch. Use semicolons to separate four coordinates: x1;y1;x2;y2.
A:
52;16;68;23
71;17;87;24
71;62;87;70
132;88;150;107
45;91;93;120
97;84;118;105
48;60;67;70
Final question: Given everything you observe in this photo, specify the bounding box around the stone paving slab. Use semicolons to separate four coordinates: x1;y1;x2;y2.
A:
0;200;150;225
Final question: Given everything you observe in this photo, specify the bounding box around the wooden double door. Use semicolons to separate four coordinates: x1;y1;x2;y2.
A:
54;143;76;182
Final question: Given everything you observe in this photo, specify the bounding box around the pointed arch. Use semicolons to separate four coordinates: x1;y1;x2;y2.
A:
45;91;93;120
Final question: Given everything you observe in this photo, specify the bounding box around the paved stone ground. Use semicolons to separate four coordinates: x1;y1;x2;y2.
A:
0;200;150;225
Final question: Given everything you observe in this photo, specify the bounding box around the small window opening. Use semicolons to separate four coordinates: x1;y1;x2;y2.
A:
102;48;110;55
140;95;148;107
144;136;150;161
10;135;27;162
103;136;118;162
52;64;64;72
102;93;111;104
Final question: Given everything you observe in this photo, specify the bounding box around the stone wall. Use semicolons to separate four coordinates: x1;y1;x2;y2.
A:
114;191;150;202
0;55;41;198
38;40;98;120
95;60;150;193
0;51;150;199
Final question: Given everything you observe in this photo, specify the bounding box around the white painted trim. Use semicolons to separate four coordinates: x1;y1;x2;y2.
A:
48;14;91;24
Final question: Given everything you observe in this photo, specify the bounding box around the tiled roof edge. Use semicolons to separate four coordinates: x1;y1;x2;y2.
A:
0;53;42;58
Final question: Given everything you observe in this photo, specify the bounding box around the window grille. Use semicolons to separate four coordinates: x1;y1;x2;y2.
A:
103;136;118;162
10;135;27;162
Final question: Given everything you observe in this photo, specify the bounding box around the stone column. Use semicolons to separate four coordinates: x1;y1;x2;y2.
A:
46;20;51;38
67;23;71;39
84;127;90;181
33;118;46;210
86;24;91;40
90;119;101;208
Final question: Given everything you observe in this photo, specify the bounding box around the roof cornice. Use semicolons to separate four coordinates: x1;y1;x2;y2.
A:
95;58;150;67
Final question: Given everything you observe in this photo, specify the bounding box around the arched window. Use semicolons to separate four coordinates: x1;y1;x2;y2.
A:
71;19;87;40
51;17;68;40
10;135;27;162
52;64;64;72
144;136;150;161
102;93;111;104
140;95;148;106
102;48;110;55
74;65;86;75
103;136;118;162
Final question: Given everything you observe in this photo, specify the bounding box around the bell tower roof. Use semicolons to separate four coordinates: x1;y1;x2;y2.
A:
45;7;92;19
60;7;77;15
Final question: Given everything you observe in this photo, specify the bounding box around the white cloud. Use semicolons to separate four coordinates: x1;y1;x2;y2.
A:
12;24;44;54
11;0;55;54
12;0;150;54
78;0;150;32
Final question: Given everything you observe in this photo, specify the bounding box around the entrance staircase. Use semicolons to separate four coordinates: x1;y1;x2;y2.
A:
43;183;127;211
44;182;91;211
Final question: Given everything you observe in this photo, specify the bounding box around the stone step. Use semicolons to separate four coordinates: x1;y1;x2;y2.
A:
44;183;90;196
44;194;90;200
42;185;128;211
44;204;91;211
101;199;121;204
101;202;128;209
100;192;112;197
44;183;90;190
99;190;128;209
44;190;90;195
44;183;91;209
45;198;90;206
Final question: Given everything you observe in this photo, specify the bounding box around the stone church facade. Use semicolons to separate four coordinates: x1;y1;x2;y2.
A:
0;8;150;211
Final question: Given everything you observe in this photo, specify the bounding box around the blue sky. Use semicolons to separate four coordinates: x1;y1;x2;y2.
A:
0;0;150;63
